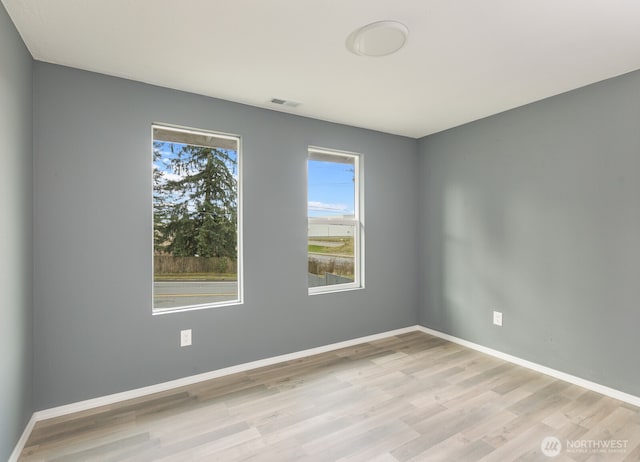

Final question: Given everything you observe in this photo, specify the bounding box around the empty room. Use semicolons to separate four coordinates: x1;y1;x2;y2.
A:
2;1;640;461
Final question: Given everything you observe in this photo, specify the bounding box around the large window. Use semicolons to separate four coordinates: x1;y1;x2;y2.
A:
308;147;363;293
152;124;242;313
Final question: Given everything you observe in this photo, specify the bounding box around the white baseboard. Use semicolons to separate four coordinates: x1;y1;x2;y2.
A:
34;325;418;421
8;414;36;462
12;323;640;459
416;325;640;407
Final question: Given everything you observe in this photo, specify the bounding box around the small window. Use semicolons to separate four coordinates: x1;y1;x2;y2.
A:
152;124;242;313
308;147;363;294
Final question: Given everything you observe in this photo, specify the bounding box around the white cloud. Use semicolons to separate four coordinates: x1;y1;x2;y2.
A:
308;201;349;212
163;172;183;183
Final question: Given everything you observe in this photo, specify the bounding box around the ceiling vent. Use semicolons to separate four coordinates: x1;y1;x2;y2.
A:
270;98;301;108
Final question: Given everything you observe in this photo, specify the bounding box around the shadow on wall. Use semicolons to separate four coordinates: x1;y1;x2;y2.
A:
441;182;511;338
439;179;571;349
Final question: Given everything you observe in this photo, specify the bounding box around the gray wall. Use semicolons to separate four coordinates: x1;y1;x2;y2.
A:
0;4;34;460
33;62;419;410
418;70;640;396
13;11;640;434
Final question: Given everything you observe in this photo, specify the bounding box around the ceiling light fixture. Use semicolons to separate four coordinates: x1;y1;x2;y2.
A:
346;20;409;57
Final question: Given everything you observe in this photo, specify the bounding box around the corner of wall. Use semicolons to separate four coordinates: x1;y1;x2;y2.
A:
0;2;35;460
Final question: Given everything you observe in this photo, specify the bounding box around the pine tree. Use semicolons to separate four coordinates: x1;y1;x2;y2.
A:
153;142;237;258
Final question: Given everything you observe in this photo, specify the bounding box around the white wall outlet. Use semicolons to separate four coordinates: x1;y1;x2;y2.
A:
493;311;503;327
180;329;192;347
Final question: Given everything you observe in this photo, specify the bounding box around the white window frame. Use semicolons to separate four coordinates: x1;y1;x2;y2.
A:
151;123;243;315
308;146;364;295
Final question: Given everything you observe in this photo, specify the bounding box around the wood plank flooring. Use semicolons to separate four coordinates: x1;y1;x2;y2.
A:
19;332;640;461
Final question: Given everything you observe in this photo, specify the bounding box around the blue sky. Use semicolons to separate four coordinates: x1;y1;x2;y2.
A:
154;141;353;218
308;159;355;217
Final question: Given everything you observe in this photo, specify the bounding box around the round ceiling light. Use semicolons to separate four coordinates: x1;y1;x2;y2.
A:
346;20;409;57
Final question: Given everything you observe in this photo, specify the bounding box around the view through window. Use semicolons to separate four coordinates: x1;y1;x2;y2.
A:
308;147;362;293
152;125;241;313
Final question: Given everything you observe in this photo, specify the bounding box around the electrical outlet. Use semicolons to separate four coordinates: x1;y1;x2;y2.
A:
493;311;503;327
180;329;192;347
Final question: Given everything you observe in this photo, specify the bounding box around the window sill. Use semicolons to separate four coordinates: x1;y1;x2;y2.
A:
308;285;364;296
152;299;243;316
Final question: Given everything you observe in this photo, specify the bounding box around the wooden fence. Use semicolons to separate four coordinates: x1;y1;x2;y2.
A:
154;255;237;274
308;257;354;278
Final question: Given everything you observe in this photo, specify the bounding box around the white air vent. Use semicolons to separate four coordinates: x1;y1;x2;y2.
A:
270;98;300;108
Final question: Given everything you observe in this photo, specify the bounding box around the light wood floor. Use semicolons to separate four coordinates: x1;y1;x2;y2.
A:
19;332;640;461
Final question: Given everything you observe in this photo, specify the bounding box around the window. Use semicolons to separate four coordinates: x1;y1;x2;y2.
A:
308;147;363;293
152;124;242;313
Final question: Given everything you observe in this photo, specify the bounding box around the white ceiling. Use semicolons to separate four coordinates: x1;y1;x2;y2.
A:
4;0;640;138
